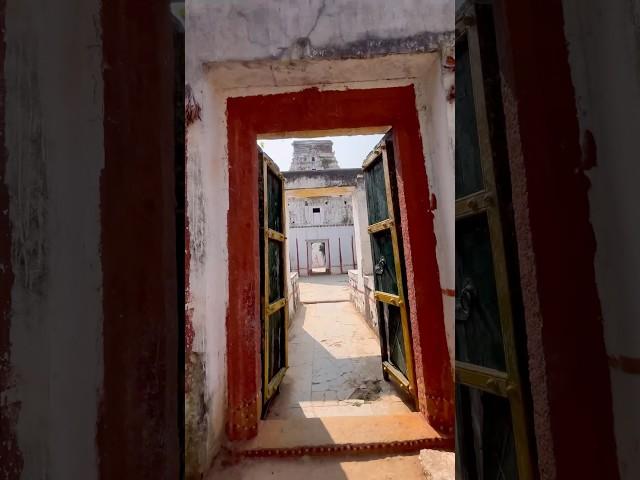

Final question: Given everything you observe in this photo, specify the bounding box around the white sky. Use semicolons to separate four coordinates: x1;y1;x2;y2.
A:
259;134;384;171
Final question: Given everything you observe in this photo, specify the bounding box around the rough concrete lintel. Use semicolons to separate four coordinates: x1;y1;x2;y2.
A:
301;30;453;61
207;30;454;65
203;33;453;90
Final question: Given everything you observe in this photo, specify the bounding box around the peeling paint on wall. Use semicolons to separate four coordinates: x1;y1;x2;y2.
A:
99;1;179;476
184;80;229;477
186;2;455;476
185;85;202;128
185;352;208;479
288;196;353;227
189;0;453;66
6;37;48;293
562;0;640;476
3;0;104;478
0;0;22;475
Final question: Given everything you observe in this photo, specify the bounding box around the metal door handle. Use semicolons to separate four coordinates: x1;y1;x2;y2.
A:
375;256;386;275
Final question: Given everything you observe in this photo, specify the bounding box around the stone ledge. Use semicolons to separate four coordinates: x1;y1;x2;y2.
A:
231;414;453;458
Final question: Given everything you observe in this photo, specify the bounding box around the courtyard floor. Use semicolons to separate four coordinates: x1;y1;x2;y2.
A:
268;274;412;419
206;275;446;480
207;453;426;480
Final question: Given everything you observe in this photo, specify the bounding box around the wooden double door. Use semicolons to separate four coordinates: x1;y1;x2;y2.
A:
258;132;420;411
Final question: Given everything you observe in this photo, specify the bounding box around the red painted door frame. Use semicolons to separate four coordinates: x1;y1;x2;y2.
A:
225;86;453;441
99;1;180;477
491;1;619;478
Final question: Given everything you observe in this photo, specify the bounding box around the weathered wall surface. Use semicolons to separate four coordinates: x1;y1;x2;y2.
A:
352;174;374;276
288;225;356;274
288;195;353;227
185;1;454;475
188;0;451;70
562;0;640;476
2;0;103;478
348;271;378;334
283;168;360;190
493;0;620;477
350;175;377;334
2;0;181;477
414;51;455;363
290;140;338;171
184;83;228;478
287;193;356;274
283;146;358;278
288;272;300;321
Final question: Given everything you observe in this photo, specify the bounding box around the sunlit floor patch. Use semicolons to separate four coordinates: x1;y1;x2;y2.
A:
268;275;412;419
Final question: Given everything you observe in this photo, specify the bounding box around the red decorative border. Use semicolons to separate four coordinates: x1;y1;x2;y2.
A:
240;437;454;458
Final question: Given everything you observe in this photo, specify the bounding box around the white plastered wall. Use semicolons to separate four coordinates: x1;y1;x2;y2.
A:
353;175;374;277
562;1;640;477
185;78;229;470
186;0;454;468
188;0;451;65
288;225;356;273
414;49;456;364
4;0;104;478
186;63;454;466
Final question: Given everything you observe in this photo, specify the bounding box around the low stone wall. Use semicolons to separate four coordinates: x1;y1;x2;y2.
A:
348;270;379;336
288;272;300;325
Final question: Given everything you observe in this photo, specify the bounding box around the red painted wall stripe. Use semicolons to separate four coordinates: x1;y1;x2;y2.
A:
493;1;619;477
99;2;179;477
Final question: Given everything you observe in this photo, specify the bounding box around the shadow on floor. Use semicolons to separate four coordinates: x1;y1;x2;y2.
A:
207;279;429;480
209;452;425;480
267;300;414;419
298;274;351;303
299;273;350;286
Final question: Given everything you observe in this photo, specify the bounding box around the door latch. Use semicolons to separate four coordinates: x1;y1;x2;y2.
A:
375;256;386;275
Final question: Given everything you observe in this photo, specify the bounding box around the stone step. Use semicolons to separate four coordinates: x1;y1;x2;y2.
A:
232;413;453;458
208;452;428;480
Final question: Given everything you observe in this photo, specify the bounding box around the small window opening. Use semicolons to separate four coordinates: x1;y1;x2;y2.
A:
312;207;320;213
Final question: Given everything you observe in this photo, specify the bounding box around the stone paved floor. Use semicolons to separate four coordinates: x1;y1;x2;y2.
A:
208;453;426;480
268;274;412;419
298;273;351;303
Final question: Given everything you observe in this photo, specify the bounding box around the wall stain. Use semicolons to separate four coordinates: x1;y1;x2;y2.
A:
185;351;208;480
185;85;202;128
0;0;22;475
6;39;48;293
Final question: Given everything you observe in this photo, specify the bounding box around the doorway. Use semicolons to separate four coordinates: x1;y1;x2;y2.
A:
309;240;328;274
225;85;453;441
259;133;416;421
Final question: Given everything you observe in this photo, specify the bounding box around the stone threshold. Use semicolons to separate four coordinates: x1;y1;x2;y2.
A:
301;299;351;305
230;413;453;458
